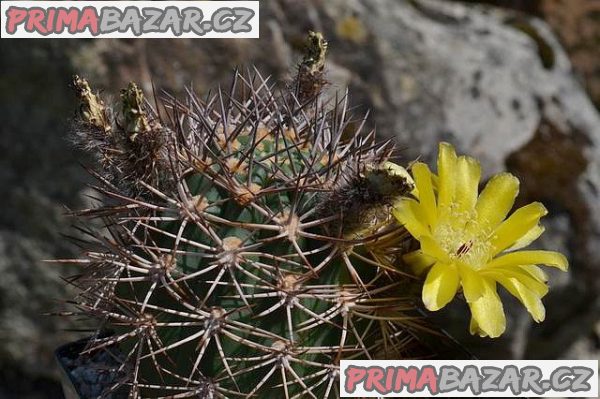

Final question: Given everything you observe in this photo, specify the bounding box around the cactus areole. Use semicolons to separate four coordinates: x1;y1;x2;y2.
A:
62;33;435;398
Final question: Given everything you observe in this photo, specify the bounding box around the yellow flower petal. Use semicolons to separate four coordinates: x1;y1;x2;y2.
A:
455;155;481;214
437;142;458;217
519;264;548;283
403;250;436;276
475;173;520;232
469;317;486;337
507;224;545;252
422;262;460;311
411;162;437;227
457;263;484;303
482;269;548;297
495;276;546;322
468;278;506;338
487;250;568;272
490;202;548;255
393;199;429;239
431;173;439;191
419;235;451;263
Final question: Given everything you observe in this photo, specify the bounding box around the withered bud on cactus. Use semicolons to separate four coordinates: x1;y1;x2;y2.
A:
61;33;439;399
73;74;111;133
295;30;329;102
121;82;152;141
72;77;171;195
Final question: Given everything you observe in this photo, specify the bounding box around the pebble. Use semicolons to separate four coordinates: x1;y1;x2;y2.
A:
57;338;128;399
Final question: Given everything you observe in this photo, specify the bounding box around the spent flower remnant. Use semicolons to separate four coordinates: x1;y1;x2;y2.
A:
392;142;568;338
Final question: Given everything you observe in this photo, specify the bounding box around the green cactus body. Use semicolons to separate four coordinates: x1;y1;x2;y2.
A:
66;35;433;399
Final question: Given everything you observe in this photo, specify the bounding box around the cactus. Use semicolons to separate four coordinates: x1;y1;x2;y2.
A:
63;33;435;398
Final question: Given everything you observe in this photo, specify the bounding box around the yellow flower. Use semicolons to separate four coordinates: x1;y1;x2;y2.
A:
392;142;568;338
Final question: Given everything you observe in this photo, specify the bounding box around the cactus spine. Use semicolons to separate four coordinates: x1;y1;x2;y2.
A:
65;33;430;398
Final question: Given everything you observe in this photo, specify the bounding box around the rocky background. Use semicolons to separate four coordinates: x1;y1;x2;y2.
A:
1;0;599;397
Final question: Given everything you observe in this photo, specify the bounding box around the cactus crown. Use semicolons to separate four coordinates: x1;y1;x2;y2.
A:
65;33;434;398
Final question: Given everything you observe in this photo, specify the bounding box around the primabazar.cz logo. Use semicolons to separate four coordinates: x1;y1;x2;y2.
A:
0;1;259;38
340;360;599;397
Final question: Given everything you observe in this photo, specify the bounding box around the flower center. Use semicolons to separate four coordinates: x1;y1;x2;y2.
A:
433;214;492;270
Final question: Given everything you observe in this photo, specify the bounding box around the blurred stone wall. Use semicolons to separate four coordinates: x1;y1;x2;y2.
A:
455;0;600;108
1;1;598;397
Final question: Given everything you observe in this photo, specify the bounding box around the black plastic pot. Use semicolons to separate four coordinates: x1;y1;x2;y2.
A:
55;333;128;399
